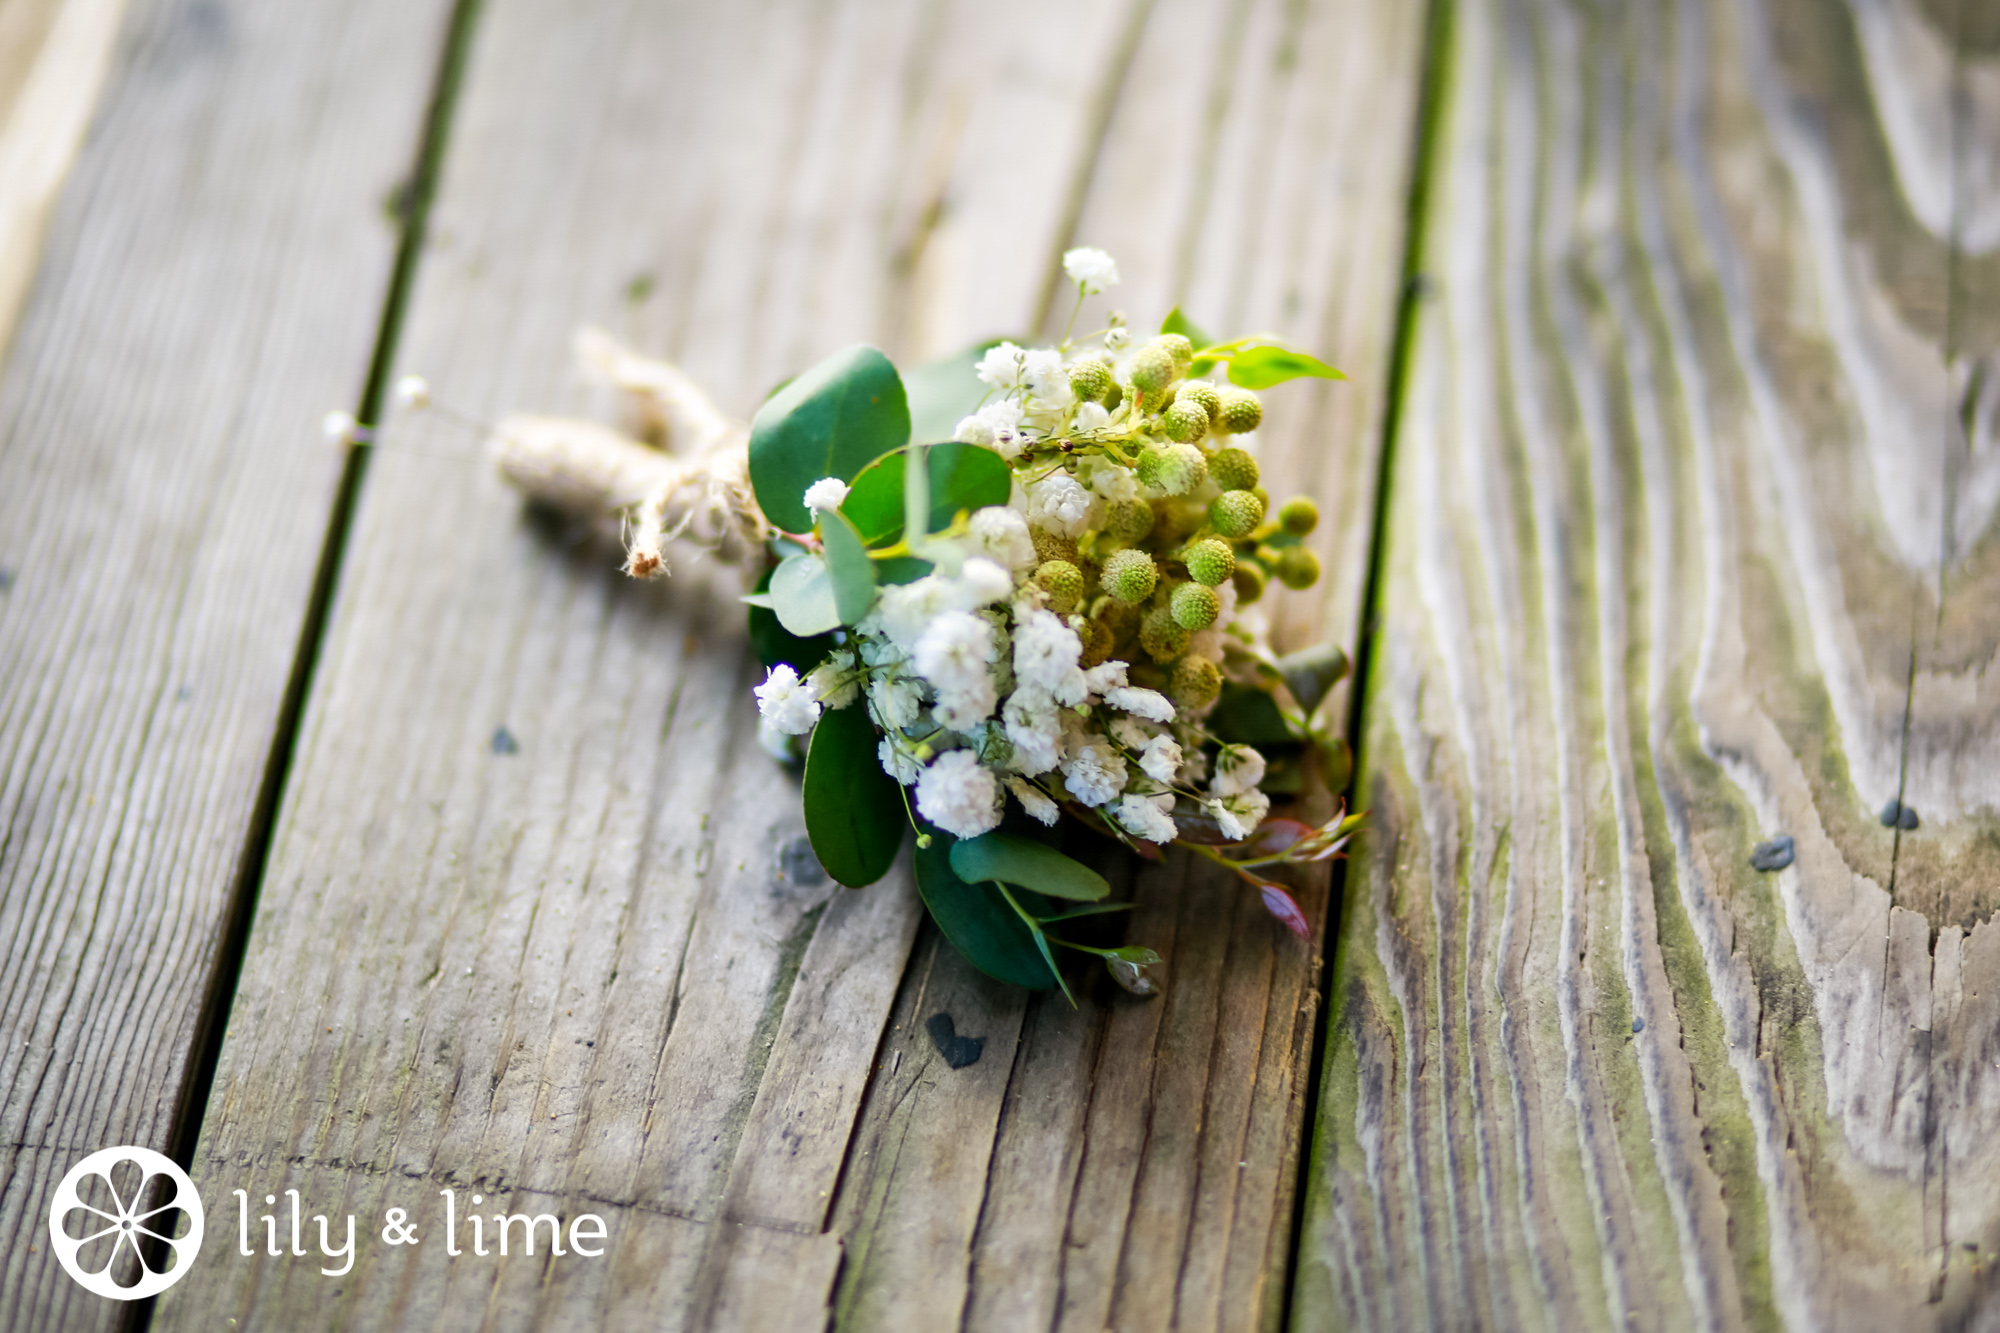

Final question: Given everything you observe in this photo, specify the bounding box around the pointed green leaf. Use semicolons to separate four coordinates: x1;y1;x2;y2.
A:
903;338;1015;445
1002;884;1076;1007
1161;306;1215;350
769;552;842;637
949;833;1108;902
749;345;910;533
818;510;878;625
915;828;1058;989
1223;342;1345;389
803;703;906;887
840;444;1012;547
1276;642;1349;715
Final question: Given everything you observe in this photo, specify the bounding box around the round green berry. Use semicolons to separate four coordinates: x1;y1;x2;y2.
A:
1208;447;1259;492
1232;561;1267;604
1104;498;1155;544
1032;528;1080;566
1216;386;1264;433
1141;442;1206;496
1209;488;1266;538
1275;546;1322;590
1140;607;1191;662
1170;581;1220;630
1182;537;1235;586
1170;654;1223;710
1156;333;1195;372
1102;547;1159;604
1067;355;1114;403
1034;559;1085;613
1129;343;1176;393
1279;496;1319;536
1174;380;1220;424
1077;617;1115;668
1163;397;1210;443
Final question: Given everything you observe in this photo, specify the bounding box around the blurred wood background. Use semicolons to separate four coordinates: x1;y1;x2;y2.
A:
0;0;1992;1329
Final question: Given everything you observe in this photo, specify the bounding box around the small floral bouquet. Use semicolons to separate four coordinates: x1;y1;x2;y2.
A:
482;250;1361;998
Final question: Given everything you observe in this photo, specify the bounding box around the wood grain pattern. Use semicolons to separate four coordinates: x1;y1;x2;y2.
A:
1298;0;2000;1328
0;0;451;1326
149;0;1423;1328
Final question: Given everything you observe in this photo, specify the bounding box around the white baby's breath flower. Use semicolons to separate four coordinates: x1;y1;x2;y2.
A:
975;342;1027;391
806;652;860;709
803;476;850;513
1008;777;1061;826
933;676;999;732
1074;401;1112;433
1210;744;1267;797
1003;686;1063;776
868;674;924;730
949;557;1014;610
914;610;996;692
955;396;1024;451
877;576;954;650
1106;685;1175;724
1083;660;1130;695
1012;609;1082;690
1080;453;1135;500
1063;247;1121;295
1104;327;1131;351
879;736;922;785
916;749;1003;839
1062;737;1127;808
1108;714;1157;749
1138;734;1183;784
1209;788;1271;841
1115;791;1177;843
754;664;821;735
966;505;1037;571
1026;472;1094;538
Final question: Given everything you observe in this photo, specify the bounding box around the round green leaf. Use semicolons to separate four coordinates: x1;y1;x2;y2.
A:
803;704;906;887
749;344;910;534
1224;342;1345;389
769;552;842;637
915;829;1058;989
948;833;1109;902
818;510;878;625
841;444;1012;547
747;566;834;671
903;339;1015;445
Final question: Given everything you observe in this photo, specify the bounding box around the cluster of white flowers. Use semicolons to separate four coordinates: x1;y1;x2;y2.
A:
753;247;1304;849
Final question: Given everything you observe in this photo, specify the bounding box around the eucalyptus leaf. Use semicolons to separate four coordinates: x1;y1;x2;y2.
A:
748;344;910;534
1207;682;1297;748
1004;885;1076;1007
904;338;1014;445
768;552;842;637
1276;642;1350;715
915;828;1058;989
841;444;1012;547
1224;342;1345;389
746;568;834;671
949;833;1109;902
818;509;878;625
803;703;906;887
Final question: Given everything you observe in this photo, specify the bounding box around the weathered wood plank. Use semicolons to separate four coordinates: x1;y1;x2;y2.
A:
825;2;1426;1329
1298;0;2000;1328
0;0;453;1326
152;0;1205;1326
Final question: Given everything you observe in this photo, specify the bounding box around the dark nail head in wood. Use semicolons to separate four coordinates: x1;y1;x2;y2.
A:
1879;801;1919;831
1749;836;1794;872
490;726;519;755
776;835;828;887
925;1013;983;1069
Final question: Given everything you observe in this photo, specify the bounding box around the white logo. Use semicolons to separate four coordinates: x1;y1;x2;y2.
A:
47;1146;204;1300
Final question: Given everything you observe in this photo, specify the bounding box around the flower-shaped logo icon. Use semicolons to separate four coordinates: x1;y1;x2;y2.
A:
47;1146;204;1300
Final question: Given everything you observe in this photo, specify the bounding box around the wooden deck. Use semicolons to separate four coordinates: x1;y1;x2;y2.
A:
0;0;1993;1329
